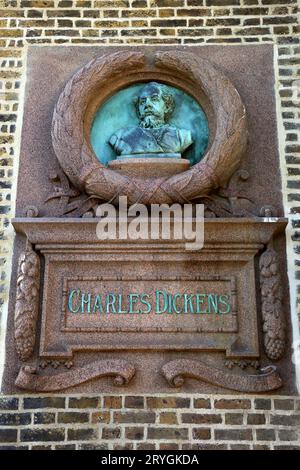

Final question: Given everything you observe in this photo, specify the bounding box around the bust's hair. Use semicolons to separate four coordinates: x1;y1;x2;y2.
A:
134;82;175;121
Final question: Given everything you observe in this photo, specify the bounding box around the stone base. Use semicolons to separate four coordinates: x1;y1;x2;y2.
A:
108;157;190;179
5;217;290;395
117;153;181;159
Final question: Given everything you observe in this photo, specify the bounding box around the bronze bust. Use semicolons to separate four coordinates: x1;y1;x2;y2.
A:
109;82;193;158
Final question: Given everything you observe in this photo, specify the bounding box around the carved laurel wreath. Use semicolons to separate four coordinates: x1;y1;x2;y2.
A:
52;51;247;205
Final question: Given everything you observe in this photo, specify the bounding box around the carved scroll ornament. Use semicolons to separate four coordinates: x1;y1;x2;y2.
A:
14;242;40;361
162;359;282;392
259;245;286;361
52;51;247;205
15;360;135;391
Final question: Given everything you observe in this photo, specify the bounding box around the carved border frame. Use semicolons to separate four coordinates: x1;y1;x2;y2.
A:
60;275;238;333
37;250;259;359
51;50;248;205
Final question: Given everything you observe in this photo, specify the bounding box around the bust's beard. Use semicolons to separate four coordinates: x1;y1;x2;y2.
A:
140;115;165;129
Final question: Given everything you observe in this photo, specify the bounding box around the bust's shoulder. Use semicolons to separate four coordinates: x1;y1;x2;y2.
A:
111;126;138;136
109;126;138;145
170;127;193;152
111;126;141;138
164;125;191;138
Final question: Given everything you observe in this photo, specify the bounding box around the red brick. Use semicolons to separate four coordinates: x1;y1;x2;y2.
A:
159;412;178;424
125;427;144;440
215;429;253;441
194;398;211;409
181;413;222;424
225;413;244;425
68;397;99;408
214;399;251;410
159;443;179;449
247;413;266;425
192;428;211;440
147;397;190;409
114;411;155;424
124;396;144;408
102;427;121;439
147;427;188;440
103;396;122;409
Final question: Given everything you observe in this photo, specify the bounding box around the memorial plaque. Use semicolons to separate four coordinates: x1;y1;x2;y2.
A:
2;45;295;394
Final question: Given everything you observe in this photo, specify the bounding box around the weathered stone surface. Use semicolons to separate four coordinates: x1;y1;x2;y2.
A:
15;360;135;391
162;360;282;392
6;215;290;394
2;45;294;396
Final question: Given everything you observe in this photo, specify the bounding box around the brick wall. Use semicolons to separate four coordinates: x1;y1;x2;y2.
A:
0;394;299;450
0;0;299;450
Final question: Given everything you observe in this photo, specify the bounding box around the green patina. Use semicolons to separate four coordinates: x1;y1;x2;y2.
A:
91;81;209;166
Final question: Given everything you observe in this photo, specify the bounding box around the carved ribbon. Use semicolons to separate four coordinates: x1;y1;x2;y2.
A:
15;360;135;391
259;245;286;361
14;242;40;361
162;359;282;392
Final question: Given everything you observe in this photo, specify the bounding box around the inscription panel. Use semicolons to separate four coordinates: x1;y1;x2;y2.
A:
62;276;237;333
38;248;259;359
